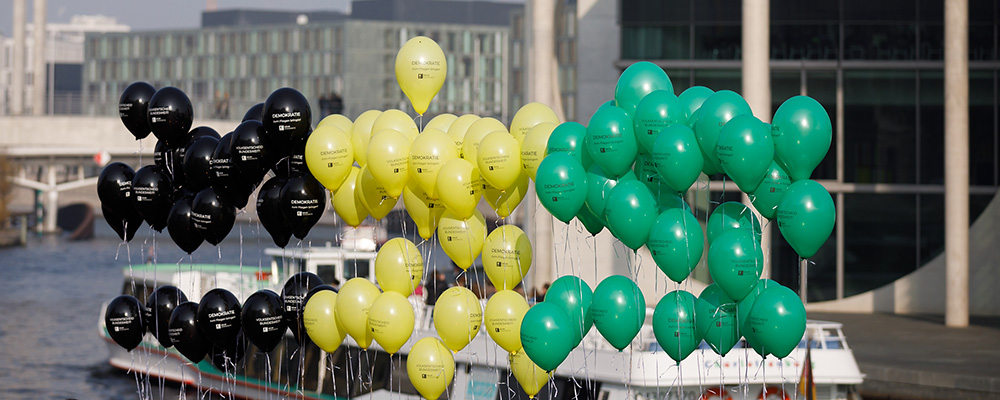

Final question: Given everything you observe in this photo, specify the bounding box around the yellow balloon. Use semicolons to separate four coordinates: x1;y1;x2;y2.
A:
375;237;424;296
483;225;532;290
302;290;347;353
366;129;411;198
520;122;556;180
372;109;419;143
409;128;459;198
395;36;447;115
447;114;481;156
334;277;381;349
435;158;483;219
437;209;486;270
318;114;354;135
305;125;354;191
351;110;382;167
510;102;560;146
407;337;455;400
356;165;398;220
483;171;529;218
332;166;368;227
484;290;529;354
367;291;415;355
433;286;483;352
511;348;550;398
477;131;522;190
402;180;447;240
425;113;458;133
461;117;507;162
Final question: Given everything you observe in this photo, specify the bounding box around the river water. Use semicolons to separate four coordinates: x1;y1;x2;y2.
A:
0;218;406;400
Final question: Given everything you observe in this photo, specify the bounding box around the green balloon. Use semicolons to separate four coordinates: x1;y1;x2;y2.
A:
652;124;704;193
585;164;636;218
647;208;704;283
695;283;739;356
547;121;594;169
737;279;780;357
520;302;575;371
576;205;606;236
614;62;673;116
706;201;762;245
586;105;638;177
776;179;835;259
772;96;832;182
652;290;702;364
749;162;791;220
678;86;715;118
748;285;806;359
707;230;764;301
590;275;646;351
717;115;774;193
535;153;588;224
633;90;688;154
603;180;657;250
694;90;752;174
544;275;594;348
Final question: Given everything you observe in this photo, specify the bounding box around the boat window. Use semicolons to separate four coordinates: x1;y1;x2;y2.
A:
317;264;340;286
345;259;371;279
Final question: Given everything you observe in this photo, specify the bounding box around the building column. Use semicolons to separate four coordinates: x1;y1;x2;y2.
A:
32;0;47;116
944;0;969;327
528;0;557;288
742;0;772;278
11;0;26;115
45;164;58;233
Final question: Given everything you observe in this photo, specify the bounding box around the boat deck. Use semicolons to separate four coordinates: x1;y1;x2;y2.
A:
809;312;1000;400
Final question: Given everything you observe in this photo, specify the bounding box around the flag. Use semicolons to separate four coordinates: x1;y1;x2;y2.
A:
798;340;816;400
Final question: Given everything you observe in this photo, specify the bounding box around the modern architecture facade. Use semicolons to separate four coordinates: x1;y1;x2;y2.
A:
80;0;519;123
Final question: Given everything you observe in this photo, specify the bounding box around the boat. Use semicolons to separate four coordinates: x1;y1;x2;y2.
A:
99;242;864;400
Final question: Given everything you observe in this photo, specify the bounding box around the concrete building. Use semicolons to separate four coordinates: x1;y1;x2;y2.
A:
0;14;129;115
79;0;520;123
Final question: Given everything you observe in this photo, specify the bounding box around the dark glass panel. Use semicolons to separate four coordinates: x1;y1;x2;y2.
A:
621;26;690;60
919;70;944;185
771;24;839;60
970;70;997;186
694;25;741;59
844;23;917;60
694;0;741;23
844;193;917;297
844;70;917;184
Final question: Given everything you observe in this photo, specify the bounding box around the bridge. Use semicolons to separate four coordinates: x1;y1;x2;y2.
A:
0;115;236;233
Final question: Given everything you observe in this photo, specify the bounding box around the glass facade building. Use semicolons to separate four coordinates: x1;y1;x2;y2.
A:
619;0;1000;302
81;8;514;123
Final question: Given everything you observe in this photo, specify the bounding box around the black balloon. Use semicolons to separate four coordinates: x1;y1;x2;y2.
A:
281;272;323;345
172;126;221;186
102;204;143;242
241;289;286;353
147;86;194;148
105;295;146;351
119;81;156;140
263;87;312;143
191;187;236;245
131;165;173;231
281;174;326;239
167;195;203;253
231;120;274;184
98;162;136;210
210;332;248;371
272;133;309;178
197;288;242;348
280;175;326;239
168;301;209;363
211;133;253;209
182;136;220;191
256;177;292;248
243;102;264;122
144;286;188;348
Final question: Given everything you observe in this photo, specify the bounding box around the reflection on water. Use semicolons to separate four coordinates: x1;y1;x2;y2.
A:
0;217;415;400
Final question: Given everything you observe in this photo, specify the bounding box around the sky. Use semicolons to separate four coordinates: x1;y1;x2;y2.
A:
0;0;352;35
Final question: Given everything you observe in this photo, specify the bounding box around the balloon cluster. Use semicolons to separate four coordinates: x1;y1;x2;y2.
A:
522;61;834;366
101;83;326;251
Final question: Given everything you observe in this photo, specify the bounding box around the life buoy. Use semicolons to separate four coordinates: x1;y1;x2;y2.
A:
757;386;791;400
699;387;734;400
